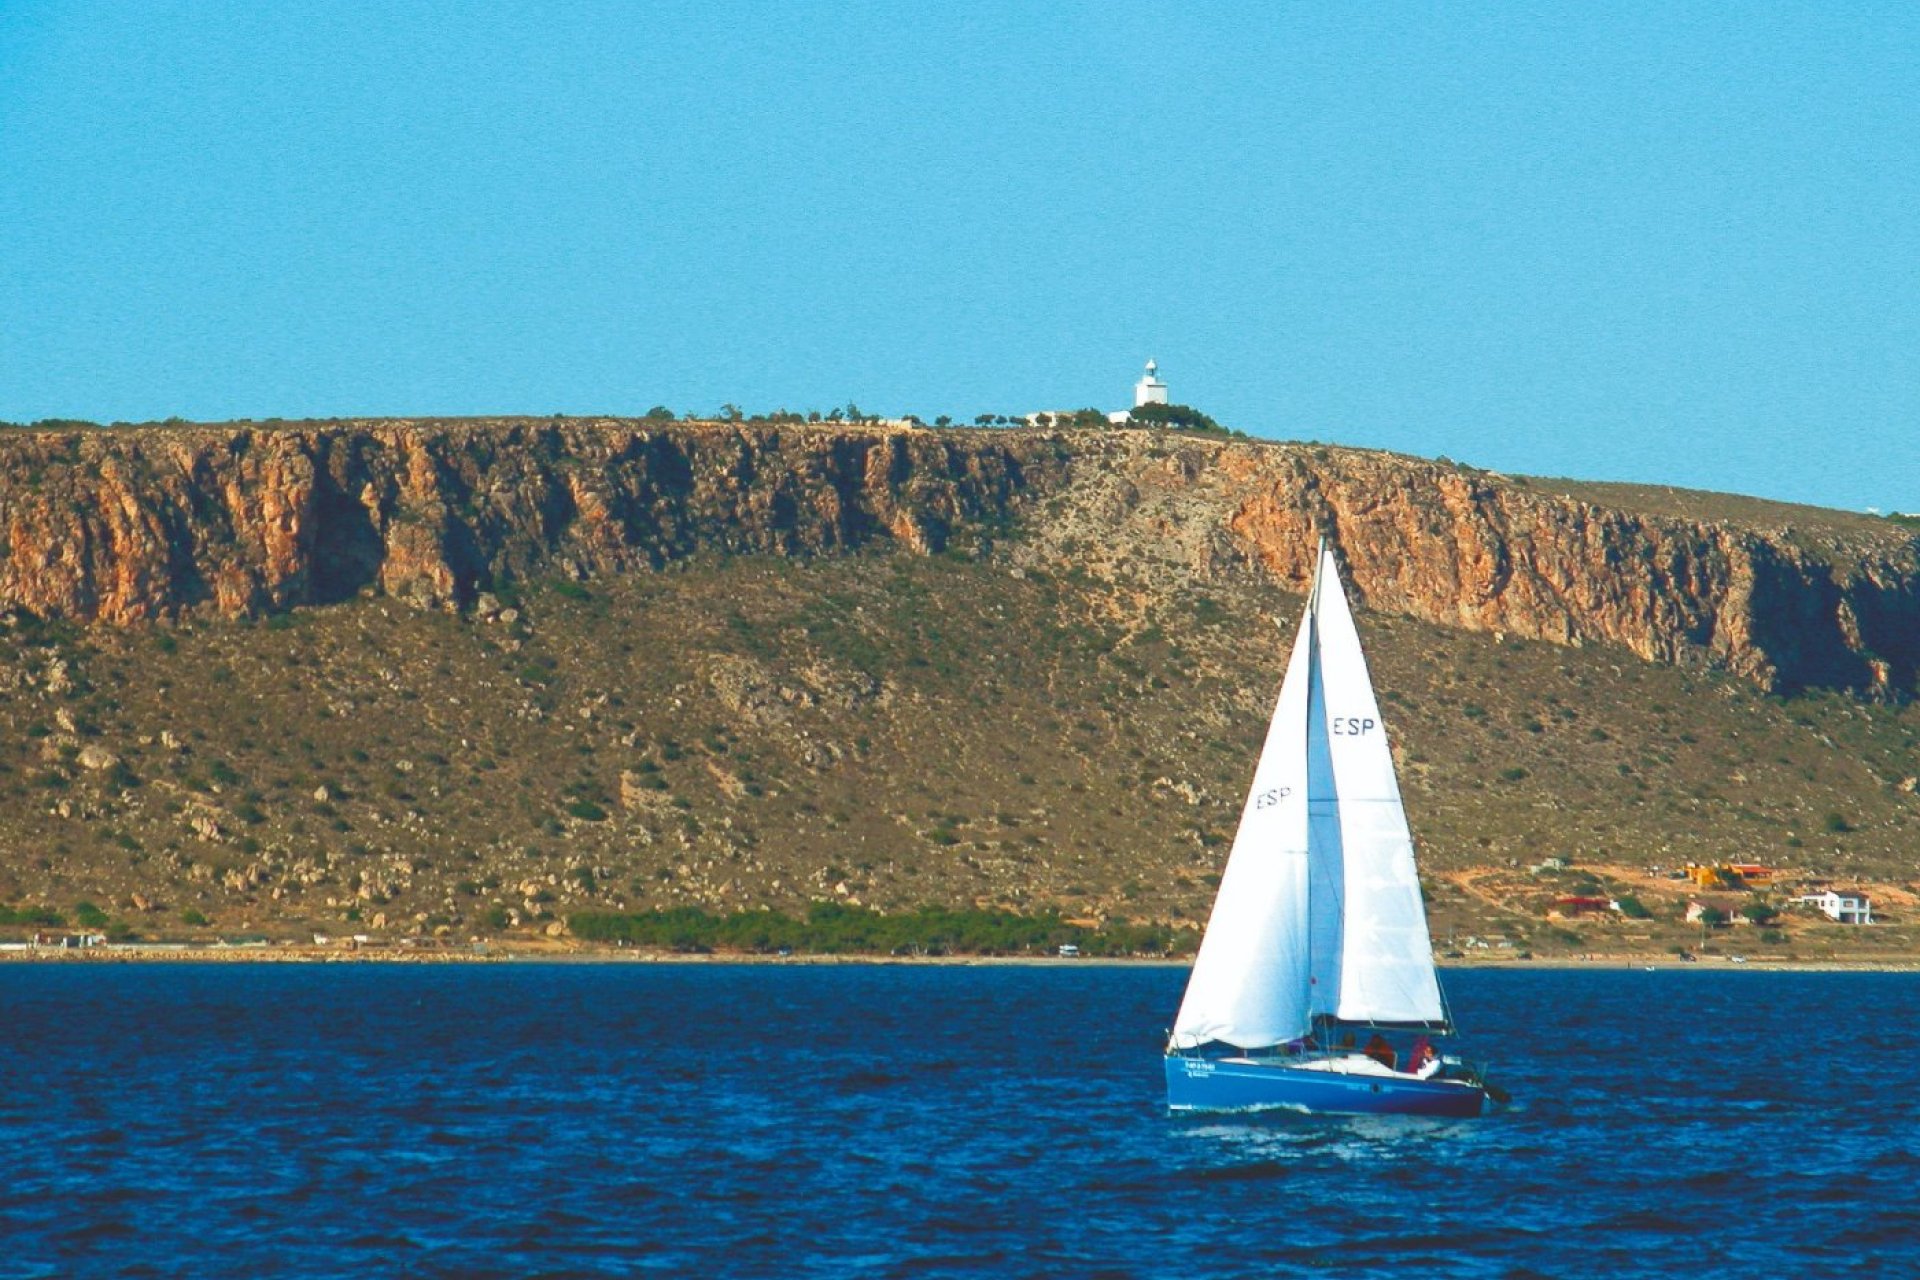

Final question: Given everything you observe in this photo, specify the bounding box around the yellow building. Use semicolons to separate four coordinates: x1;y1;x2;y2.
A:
1684;863;1774;889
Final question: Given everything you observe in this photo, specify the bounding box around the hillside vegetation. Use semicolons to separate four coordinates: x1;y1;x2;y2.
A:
4;544;1918;960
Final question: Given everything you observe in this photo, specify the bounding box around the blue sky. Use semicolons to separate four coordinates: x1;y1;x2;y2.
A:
2;2;1915;512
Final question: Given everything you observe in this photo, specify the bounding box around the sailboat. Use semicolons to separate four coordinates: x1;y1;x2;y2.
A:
1164;541;1494;1117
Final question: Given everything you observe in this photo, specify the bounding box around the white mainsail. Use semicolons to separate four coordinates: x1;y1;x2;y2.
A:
1171;543;1445;1051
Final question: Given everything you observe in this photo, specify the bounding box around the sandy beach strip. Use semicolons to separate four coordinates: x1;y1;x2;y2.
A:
3;944;1918;971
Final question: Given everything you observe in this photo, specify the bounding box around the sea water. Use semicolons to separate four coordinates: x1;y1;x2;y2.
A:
1;963;1912;1278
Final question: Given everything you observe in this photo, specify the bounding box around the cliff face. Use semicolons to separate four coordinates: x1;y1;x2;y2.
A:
1215;447;1920;697
2;418;1916;697
0;421;1057;622
1028;435;1920;698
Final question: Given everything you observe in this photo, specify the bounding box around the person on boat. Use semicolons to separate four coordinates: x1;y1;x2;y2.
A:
1363;1033;1397;1070
1407;1036;1436;1074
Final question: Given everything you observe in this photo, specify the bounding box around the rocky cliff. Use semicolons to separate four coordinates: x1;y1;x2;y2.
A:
3;418;1916;697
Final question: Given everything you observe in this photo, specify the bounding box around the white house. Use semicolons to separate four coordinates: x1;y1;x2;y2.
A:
1685;899;1730;925
1798;889;1872;925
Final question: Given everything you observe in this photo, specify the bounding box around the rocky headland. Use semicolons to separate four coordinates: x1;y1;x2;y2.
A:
2;417;1917;959
6;418;1916;698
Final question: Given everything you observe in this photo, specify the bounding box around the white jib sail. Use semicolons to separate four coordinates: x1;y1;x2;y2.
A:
1310;545;1447;1026
1169;603;1315;1050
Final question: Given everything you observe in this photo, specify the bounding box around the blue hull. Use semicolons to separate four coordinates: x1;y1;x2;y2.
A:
1165;1056;1486;1118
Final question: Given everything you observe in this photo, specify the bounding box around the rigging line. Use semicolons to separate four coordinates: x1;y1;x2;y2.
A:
1304;560;1328;1022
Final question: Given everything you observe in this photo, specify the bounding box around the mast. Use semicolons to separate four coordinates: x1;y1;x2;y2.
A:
1304;537;1343;1020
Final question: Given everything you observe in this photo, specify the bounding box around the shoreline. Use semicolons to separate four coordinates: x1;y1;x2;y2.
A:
2;944;1918;972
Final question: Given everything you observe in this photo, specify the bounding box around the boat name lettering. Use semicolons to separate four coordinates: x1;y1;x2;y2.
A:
1332;716;1377;736
1253;787;1292;810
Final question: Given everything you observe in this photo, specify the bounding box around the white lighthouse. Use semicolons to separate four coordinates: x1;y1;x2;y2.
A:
1134;358;1169;409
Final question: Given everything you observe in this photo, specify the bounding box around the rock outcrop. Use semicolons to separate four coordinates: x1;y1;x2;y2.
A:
2;417;1916;698
1032;437;1920;697
0;420;1049;621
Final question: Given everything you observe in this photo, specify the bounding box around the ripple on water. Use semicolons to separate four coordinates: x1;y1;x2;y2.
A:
3;965;1916;1278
